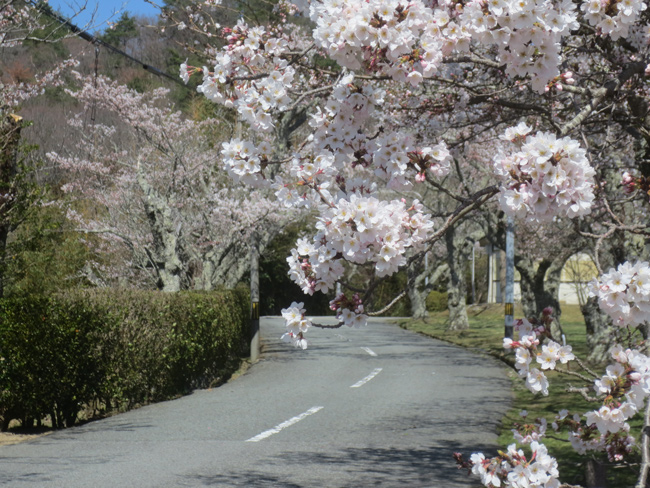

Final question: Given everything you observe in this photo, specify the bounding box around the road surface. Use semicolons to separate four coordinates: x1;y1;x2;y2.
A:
0;317;511;487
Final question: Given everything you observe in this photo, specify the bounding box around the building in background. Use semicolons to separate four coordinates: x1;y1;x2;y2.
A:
485;247;597;306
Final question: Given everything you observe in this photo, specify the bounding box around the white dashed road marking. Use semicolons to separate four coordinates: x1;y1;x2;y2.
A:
245;407;324;442
350;368;383;388
361;347;377;356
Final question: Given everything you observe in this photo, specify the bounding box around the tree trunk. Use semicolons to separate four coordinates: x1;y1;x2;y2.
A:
446;225;470;330
541;259;565;339
516;258;563;318
407;261;450;319
137;165;183;292
407;263;429;320
516;260;537;319
194;229;276;291
583;296;616;364
585;458;608;488
515;254;568;338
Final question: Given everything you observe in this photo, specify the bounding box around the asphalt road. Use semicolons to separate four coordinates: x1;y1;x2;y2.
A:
0;317;511;487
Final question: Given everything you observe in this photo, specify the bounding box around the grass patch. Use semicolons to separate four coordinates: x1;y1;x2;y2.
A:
399;304;640;487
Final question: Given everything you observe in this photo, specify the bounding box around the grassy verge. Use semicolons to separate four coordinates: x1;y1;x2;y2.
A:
399;304;640;487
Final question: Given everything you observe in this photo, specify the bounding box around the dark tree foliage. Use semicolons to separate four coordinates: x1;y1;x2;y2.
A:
259;221;332;316
100;12;138;48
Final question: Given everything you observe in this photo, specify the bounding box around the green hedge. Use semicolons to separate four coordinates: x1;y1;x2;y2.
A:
426;290;448;312
0;287;249;430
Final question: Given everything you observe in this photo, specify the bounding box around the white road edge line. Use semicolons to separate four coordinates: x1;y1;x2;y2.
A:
350;367;383;388
361;347;377;357
245;406;324;442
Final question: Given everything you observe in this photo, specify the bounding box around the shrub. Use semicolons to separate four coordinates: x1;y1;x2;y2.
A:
0;295;100;429
0;287;249;430
426;290;448;312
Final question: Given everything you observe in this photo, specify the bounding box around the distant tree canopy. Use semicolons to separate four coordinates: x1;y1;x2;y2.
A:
100;12;138;48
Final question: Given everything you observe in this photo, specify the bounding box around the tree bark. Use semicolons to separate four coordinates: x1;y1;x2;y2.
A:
582;296;615;364
516;257;563;318
194;228;276;291
585;458;608;488
407;261;449;319
137;165;183;292
517;266;537;319
515;252;573;338
446;224;470;330
408;263;429;320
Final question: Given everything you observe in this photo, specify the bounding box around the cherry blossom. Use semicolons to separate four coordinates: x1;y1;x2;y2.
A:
494;127;595;222
463;441;560;488
590;261;650;327
503;318;574;396
178;0;650;484
281;301;312;348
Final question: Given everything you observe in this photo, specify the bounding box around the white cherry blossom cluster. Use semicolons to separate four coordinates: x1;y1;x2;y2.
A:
503;318;574;396
449;0;579;93
563;421;634;463
469;441;560;488
0;2;42;48
285;196;433;333
552;410;607;456
585;403;636;437
494;124;595;222
183;20;295;132
581;0;647;41
280;301;312;349
309;0;444;85
589;261;650;327
329;293;368;328
309;0;570;91
550;344;650;462
220;138;273;187
511;411;547;445
307;74;452;190
628;22;650;50
308;0;584;92
587;345;650;431
1;58;78;108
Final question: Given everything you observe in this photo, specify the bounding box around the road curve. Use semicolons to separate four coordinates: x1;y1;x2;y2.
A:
0;317;511;487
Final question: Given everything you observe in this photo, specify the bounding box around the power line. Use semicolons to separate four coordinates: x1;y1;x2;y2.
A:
28;1;189;89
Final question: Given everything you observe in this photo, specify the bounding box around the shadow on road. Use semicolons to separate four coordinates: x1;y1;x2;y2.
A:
182;441;490;487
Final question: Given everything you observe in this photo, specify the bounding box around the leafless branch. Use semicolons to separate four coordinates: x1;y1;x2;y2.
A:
368;290;407;316
566;386;599;402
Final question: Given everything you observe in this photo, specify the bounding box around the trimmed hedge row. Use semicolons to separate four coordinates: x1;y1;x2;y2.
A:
0;287;249;430
426;290;448;312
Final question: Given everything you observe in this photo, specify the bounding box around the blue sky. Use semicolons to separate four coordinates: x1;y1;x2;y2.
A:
48;0;161;32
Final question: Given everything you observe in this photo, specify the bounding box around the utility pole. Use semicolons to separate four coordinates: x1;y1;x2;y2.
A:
505;217;515;339
250;232;260;362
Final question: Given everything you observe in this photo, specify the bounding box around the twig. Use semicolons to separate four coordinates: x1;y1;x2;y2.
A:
566;386;599;403
368;290;407;316
572;356;600;379
555;367;595;383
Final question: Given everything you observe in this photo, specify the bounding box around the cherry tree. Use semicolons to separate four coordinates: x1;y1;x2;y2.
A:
166;0;650;485
0;1;79;107
48;73;288;291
